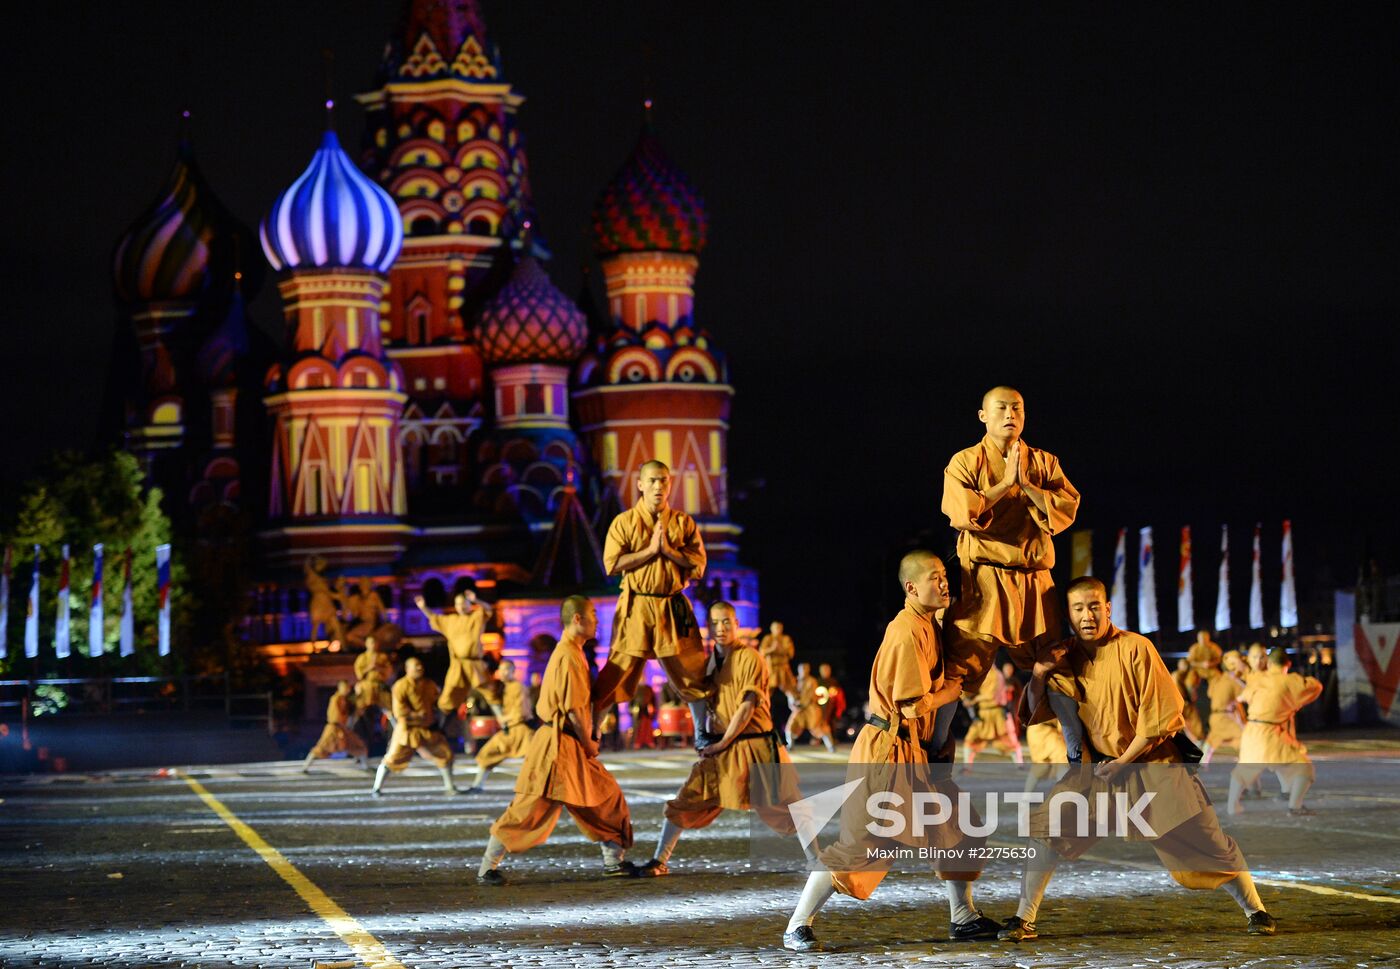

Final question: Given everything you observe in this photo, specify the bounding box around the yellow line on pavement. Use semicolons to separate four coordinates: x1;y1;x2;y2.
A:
1253;878;1400;905
179;772;405;969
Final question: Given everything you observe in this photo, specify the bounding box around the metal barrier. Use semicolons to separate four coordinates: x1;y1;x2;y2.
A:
0;675;275;735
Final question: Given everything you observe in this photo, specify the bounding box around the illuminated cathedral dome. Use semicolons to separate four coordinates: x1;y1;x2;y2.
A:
592;115;708;257
477;257;587;365
259;125;404;273
113;136;219;303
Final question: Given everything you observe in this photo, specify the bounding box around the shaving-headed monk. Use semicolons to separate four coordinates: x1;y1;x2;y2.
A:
592;460;713;748
1000;577;1275;942
477;596;637;883
415;589;494;724
371;656;458;796
467;659;534;792
638;601;808;876
302;680;369;772
932;386;1085;761
784;551;997;952
1228;647;1324;816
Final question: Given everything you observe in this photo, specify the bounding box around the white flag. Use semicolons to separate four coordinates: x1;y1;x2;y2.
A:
54;544;71;659
1214;525;1231;632
1111;528;1128;612
119;548;135;657
1249;523;1265;630
1177;526;1194;633
1137;527;1159;634
89;544;104;658
25;545;40;659
0;545;10;660
1280;520;1298;629
156;544;172;657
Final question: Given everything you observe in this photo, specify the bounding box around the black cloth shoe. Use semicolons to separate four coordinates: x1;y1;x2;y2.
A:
998;916;1038;942
1247;911;1277;936
949;912;1001;940
602;860;639;878
782;926;821;951
635;859;669;877
477;869;506;886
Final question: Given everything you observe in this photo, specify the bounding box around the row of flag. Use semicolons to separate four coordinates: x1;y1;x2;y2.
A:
0;544;171;660
1073;521;1297;634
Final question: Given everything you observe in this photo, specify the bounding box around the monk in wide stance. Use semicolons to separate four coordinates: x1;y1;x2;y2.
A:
371;656;458;796
467;659;535;793
784;551;995;952
999;577;1276;942
592;460;712;746
932;386;1085;761
638;601;808;876
415;589;494;726
785;662;836;752
353;635;395;725
1228;648;1324;816
1200;649;1246;764
303;680;368;772
477;596;637;883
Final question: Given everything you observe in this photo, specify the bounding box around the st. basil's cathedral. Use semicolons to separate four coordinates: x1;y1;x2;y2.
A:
106;0;758;701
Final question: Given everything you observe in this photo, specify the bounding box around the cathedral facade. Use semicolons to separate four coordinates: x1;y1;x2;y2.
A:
109;0;758;689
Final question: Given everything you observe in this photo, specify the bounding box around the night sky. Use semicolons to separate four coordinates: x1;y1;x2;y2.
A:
3;2;1396;668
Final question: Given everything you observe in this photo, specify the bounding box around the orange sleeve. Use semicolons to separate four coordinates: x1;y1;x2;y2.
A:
941;449;994;532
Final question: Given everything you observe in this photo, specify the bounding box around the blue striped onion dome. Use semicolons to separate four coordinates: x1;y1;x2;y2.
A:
260;129;404;273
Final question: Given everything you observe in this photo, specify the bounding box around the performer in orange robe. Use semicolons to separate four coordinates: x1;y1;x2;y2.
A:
998;577;1275;942
960;666;1023;764
467;660;534;792
302;681;368;771
783;552;997;952
477;597;637;884
638;601;807;876
371;657;458;796
591;461;712;746
932;387;1085;761
414;590;493;718
1200;650;1246;764
352;636;394;722
1229;648;1325;816
785;663;836;751
760;622;798;698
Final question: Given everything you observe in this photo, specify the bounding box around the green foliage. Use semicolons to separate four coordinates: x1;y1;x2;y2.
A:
0;450;188;677
31;683;68;717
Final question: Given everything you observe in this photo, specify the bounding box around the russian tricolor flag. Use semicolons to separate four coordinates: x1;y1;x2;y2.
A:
156;544;171;657
89;543;104;658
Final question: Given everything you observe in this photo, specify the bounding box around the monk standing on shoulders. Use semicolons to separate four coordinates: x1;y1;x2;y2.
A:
933;386;1085;761
592;461;713;748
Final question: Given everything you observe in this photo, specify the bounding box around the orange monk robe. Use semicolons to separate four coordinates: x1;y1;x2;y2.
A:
430;607;490;713
1187;637;1223;674
962;670;1018;754
593;501;710;707
819;598;972;900
1232;669;1324;786
308;693;368;760
491;637;633;853
1204;672;1244;750
382;677;454;771
786;674;831;740
665;644;800;831
353;649;393;712
475;679;535;770
1025;626;1245;889
759;633;797;694
1173;666;1206;739
942;436;1080;691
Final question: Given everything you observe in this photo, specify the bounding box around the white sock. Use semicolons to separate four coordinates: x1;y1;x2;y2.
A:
601;839;625;867
787;870;835;932
371;764;388;793
473;765;492;789
821;734;835;752
1288;774;1312;810
478;835;507;876
655;819;683;865
946;878;977;924
439;765;457;792
302;752;316;771
1222;872;1264;915
1016;839;1059;923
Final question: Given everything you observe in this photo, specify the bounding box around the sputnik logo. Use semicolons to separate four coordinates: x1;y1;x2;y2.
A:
787;778;863;849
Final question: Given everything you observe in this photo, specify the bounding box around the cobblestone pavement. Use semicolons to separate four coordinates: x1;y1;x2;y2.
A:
1;738;1399;968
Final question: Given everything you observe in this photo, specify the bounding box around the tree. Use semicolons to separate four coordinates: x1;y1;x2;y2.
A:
0;450;187;678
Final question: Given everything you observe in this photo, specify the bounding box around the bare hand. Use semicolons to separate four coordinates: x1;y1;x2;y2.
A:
1032;641;1068;679
699;741;726;758
649;520;665;553
1094;758;1127;782
1000;441;1022;487
413;595;426;610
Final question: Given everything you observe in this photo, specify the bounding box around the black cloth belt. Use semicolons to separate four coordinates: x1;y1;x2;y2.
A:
866;714;917;741
971;562;1043;574
732;728;785;761
631;591;696;637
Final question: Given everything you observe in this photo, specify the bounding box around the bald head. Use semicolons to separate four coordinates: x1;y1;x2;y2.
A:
898;551;949;610
898;550;940;589
979;385;1025;444
636;460;673;510
561;594;599;640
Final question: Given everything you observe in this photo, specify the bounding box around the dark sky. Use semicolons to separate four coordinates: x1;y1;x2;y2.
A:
3;2;1397;666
